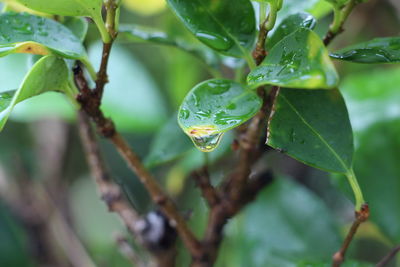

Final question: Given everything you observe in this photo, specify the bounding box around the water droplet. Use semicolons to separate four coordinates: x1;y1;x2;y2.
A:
179;108;190;119
191;132;223;152
195;31;233;51
186;125;223;152
207;80;230;95
226;103;236;110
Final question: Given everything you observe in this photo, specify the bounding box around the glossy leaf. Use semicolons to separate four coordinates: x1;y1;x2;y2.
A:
144;116;193;168
63;17;89;42
88;42;167;133
266;12;316;50
178;79;261;152
341;67;400;132
13;0;102;16
0;13;87;60
118;24;219;67
330;37;400;63
248;28;339;89
13;0;107;41
166;0;256;57
217;178;341;266
267;88;354;173
0;55;70;131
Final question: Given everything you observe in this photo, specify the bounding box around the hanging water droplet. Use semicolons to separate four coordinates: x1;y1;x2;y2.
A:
191;132;224;152
195;31;233;51
186;125;223;152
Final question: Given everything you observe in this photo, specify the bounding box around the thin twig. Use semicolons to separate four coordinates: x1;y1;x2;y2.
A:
75;69;201;257
192;167;220;207
109;132;201;256
332;203;369;267
376;245;400;267
115;234;147;267
78;112;141;235
323;0;357;45
94;0;118;99
253;17;269;65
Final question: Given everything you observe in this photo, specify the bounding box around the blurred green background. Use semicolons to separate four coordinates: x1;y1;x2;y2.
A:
0;0;400;266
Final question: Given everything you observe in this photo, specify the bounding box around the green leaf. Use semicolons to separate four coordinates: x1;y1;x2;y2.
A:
144;115;193;168
166;0;256;58
217;178;341;267
12;0;107;40
0;54;29;92
248;28;339;89
118;24;220;68
266;12;316;50
352;120;400;243
178;79;261;152
88;42;167;133
63;16;89;42
325;0;349;7
0;55;70;131
13;0;102;17
330;37;400;63
0;13;87;60
267;88;353;173
341;67;400;132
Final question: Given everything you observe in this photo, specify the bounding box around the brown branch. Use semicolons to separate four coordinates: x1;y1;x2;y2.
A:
94;0;118;99
253;17;269;65
75;69;200;259
190;18;280;264
115;234;147;267
376;245;400;267
192;167;220;207
108;132;201;256
323;0;357;46
94;42;112;99
78;111;141;235
332;203;369;267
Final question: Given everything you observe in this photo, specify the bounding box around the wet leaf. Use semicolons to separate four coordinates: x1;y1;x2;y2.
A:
178;79;261;152
248;28;338;89
330;37;400;63
266;12;316;50
267;88;353;173
217;178;341;266
0;13;87;60
166;0;256;57
0;55;70;131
